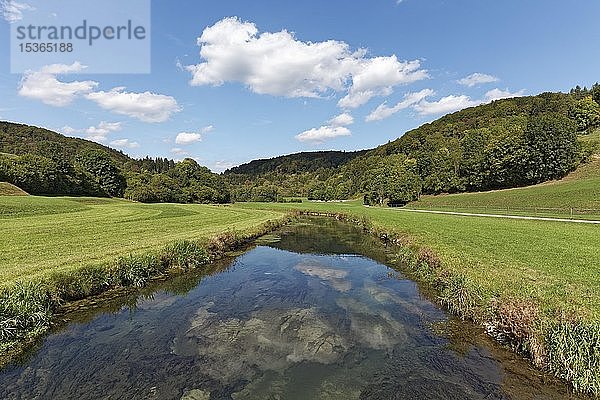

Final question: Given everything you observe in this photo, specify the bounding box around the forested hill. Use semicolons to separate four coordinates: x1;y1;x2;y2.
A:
0;122;131;165
226;85;600;203
0;122;230;204
226;150;367;175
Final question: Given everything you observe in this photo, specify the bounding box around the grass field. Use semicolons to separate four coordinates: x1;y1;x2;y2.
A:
0;196;285;286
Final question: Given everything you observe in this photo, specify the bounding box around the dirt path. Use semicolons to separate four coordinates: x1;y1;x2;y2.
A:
392;208;600;224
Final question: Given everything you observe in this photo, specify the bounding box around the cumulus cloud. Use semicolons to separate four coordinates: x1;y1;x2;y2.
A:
1;0;34;23
295;125;351;143
457;72;499;87
338;57;427;108
110;138;140;149
19;62;180;124
175;132;202;145
19;62;98;106
328;113;354;127
212;160;235;172
484;88;525;102
86;87;180;123
365;86;525;120
414;94;481;116
366;88;434;121
61;121;122;143
187;17;427;107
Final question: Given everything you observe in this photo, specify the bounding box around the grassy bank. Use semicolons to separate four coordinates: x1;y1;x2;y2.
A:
238;201;600;395
0;196;289;359
0;196;285;285
406;157;600;219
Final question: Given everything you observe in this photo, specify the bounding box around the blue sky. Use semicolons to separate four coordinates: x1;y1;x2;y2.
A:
1;0;599;171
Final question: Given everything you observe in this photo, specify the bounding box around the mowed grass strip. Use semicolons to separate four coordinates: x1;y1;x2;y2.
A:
0;196;285;286
238;200;600;320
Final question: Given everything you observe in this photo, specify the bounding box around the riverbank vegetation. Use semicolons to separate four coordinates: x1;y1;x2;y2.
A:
0;196;289;360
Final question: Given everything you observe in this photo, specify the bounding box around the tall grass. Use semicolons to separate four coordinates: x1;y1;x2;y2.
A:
546;320;600;396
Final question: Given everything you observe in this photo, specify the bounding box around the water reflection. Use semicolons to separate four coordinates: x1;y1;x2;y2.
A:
0;218;584;399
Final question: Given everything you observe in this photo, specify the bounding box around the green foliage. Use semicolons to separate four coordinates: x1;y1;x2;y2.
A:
362;155;422;205
226;150;365;175
125;158;230;204
0;281;53;350
0;122;230;204
570;96;600;133
521;113;579;183
0;122;129;164
75;149;127;197
0;153;104;196
226;90;587;203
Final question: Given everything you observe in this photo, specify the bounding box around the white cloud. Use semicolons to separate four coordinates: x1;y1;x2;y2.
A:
18;62;98;106
62;121;122;143
18;63;180;124
366;88;434;121
365;85;524;120
1;0;34;23
295;125;351;143
170;147;189;155
201;125;215;133
414;94;481;116
110;138;140;149
175;131;202;145
328;113;354;127
484;88;525;102
338;57;428;108
187;17;427;107
457;72;499;87
212;160;235;172
61;125;78;135
86;87;180;123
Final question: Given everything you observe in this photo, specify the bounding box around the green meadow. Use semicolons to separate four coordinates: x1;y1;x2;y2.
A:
0;196;285;286
1;174;599;394
1;191;598;320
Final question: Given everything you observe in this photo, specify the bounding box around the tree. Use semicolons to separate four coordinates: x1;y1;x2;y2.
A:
75;149;127;197
522;113;579;183
570;96;600;133
363;155;422;206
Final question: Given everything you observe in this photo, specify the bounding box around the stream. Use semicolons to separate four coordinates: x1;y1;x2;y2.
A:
0;217;583;399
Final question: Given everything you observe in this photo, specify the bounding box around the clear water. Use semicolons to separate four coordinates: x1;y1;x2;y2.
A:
0;218;583;399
